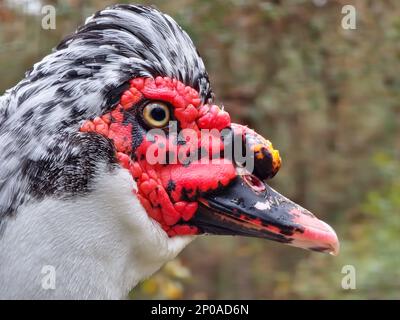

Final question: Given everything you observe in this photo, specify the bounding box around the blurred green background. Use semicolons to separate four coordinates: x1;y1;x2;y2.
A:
0;0;399;299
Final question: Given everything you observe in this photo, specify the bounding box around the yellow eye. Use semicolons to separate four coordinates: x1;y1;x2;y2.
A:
142;102;170;128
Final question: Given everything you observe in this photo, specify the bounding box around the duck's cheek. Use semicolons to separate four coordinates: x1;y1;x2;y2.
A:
79;104;136;155
125;130;237;237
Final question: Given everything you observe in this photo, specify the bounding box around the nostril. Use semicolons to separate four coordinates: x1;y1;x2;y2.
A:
243;174;266;193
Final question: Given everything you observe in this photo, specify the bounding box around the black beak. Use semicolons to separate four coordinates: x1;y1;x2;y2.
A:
191;173;339;255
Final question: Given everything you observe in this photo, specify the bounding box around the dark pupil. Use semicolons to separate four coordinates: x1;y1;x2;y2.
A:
150;106;166;122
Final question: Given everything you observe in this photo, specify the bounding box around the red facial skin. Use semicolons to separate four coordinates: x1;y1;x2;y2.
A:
80;77;236;236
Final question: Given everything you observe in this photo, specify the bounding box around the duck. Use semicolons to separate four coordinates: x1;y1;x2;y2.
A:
0;4;339;299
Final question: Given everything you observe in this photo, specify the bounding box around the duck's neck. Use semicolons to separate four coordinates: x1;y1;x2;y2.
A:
0;169;194;299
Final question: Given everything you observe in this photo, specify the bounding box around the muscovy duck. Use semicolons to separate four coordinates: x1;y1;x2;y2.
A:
0;4;339;299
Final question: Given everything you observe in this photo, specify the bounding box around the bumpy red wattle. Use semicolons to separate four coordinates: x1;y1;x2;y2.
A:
80;76;235;237
159;161;236;203
197;104;231;131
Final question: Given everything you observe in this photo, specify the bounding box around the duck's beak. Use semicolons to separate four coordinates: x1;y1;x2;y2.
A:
192;175;339;255
190;124;339;255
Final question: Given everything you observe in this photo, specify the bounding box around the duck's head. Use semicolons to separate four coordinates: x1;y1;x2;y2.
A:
75;5;338;255
0;5;339;288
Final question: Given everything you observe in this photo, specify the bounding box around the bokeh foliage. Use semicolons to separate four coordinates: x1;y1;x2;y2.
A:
0;0;399;299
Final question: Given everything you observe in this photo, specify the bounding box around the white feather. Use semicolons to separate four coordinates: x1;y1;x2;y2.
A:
0;168;194;299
